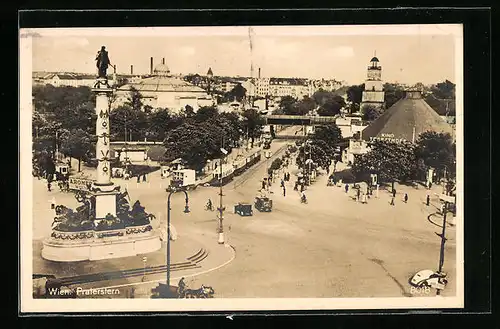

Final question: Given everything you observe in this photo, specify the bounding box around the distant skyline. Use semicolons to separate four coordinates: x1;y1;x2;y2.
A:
27;25;460;85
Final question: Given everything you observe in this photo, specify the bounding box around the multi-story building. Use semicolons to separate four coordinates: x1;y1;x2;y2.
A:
33;72;116;88
254;77;309;99
307;79;343;95
360;56;385;112
254;77;343;99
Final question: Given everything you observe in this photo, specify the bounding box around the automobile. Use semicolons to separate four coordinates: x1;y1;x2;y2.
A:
409;269;448;290
255;197;273;212
234;203;253;216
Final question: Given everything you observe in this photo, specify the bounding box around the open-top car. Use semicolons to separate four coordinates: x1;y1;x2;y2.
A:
409;269;448;290
255;197;273;212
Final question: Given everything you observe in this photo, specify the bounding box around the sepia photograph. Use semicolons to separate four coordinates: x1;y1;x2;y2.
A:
20;24;464;312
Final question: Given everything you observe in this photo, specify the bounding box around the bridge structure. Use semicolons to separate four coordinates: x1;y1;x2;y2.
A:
263;115;337;126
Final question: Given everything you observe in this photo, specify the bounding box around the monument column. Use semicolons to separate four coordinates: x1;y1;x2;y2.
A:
91;78;119;219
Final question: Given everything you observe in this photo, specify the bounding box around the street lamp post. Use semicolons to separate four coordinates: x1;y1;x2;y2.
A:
218;144;228;244
436;165;453;296
166;189;190;293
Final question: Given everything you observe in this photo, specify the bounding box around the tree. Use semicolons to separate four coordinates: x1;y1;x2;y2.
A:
182;105;196;118
220;112;244;147
351;139;418;188
164;119;228;172
32;85;96;134
383;83;405;109
125;86;143;112
226;83;247;102
432;80;455;100
148;108;173;141
346;84;364;105
312;90;345;116
60;128;94;172
361;105;383;121
295;123;343;172
241;108;265;145
279;96;299;115
296;140;332;172
296;96;316;115
164;122;214;171
415;131;456;180
312;124;342;149
195;106;219;122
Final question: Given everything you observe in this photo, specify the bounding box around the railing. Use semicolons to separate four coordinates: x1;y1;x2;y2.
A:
264;115;337;125
49;224;154;241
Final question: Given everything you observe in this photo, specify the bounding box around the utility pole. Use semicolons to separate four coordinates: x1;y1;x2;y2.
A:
218;136;226;244
436;165;452;296
55;130;59;161
124;112;128;172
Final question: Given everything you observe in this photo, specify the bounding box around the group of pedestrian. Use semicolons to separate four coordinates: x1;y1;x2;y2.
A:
136;173;148;183
389;188;409;206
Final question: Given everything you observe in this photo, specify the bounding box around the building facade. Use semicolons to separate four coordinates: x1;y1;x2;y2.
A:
360;56;385;112
33;72;116;88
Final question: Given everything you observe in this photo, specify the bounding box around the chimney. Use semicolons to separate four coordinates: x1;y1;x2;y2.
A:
150;57;153;75
130;65;133;75
258;68;261;79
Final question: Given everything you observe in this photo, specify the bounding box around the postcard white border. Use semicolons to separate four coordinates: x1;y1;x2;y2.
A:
20;24;464;313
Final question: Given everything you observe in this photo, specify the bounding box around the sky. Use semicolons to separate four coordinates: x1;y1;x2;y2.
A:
27;25;461;85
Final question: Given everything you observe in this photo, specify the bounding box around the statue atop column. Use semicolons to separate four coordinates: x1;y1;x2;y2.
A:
94;46;112;88
95;46;112;79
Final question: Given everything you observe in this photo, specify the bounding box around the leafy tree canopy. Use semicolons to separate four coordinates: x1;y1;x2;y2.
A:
351;139;417;184
361;105;383;121
415;131;456;178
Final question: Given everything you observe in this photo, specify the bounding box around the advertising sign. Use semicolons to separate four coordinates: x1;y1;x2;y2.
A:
68;177;94;191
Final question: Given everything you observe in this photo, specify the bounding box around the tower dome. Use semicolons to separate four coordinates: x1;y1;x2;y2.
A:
370;56;380;63
153;63;171;76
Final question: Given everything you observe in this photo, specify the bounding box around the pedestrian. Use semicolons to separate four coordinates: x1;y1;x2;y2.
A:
345;183;349;193
137;175;141;183
143;173;147;182
283;187;286;197
392;188;396;198
47;181;52;192
362;193;367;204
426;194;430;206
262;180;266;190
356;188;361;201
280;179;284;188
404;193;408;203
390;196;395;206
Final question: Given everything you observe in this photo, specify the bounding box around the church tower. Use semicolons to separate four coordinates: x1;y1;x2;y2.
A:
360;54;385;112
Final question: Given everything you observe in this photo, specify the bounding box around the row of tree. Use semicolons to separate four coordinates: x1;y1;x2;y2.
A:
32;84;265;173
163;106;265;171
351;131;456;188
345;80;456;122
277;90;347;117
295;124;343;172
